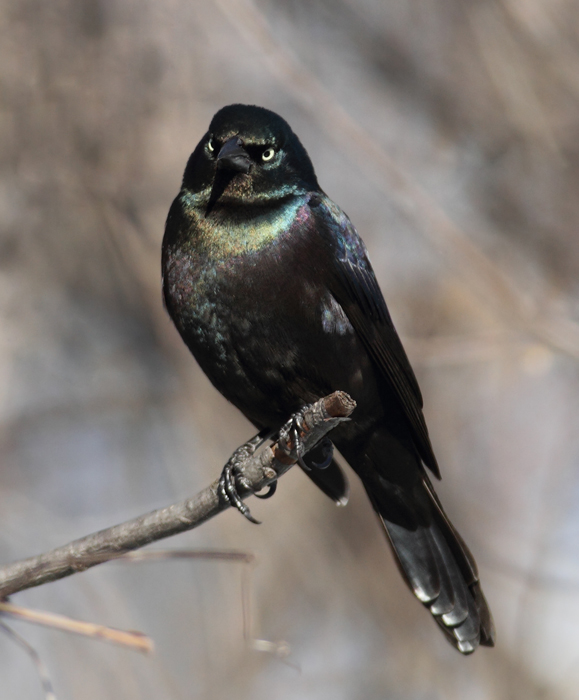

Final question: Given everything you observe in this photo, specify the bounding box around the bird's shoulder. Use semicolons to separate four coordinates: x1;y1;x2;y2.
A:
305;193;373;268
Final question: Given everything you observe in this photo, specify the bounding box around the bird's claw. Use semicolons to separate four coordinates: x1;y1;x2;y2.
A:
218;429;276;524
308;437;334;469
255;480;277;499
277;407;309;467
277;410;335;472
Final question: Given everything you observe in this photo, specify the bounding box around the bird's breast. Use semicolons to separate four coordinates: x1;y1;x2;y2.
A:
162;207;376;426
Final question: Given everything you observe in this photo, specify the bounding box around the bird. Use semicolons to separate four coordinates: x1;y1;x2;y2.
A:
162;104;495;654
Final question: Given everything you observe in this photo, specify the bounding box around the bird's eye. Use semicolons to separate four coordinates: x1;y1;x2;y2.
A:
261;147;275;162
207;138;215;153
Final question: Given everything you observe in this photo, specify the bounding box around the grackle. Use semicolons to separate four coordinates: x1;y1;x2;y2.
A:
162;104;495;653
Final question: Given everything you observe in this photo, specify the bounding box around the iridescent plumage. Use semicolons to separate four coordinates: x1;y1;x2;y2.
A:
162;104;495;653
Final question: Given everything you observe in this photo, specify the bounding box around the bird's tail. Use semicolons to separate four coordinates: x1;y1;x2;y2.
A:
365;473;495;654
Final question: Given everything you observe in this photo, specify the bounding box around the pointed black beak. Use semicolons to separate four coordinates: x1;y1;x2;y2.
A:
217;136;252;173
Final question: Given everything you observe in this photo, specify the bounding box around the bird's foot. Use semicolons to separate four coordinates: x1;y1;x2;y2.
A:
276;407;323;471
277;410;335;471
219;429;276;525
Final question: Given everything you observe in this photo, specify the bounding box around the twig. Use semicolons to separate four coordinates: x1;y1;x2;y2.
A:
0;391;355;599
119;549;293;662
0;602;152;653
0;620;57;700
120;549;255;565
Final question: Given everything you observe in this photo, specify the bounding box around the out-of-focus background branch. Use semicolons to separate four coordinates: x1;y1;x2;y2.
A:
1;0;578;698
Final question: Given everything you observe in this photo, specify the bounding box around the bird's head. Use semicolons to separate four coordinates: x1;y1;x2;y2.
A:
182;104;320;213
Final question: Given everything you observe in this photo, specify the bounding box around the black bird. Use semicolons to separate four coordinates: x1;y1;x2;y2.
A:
162;104;495;653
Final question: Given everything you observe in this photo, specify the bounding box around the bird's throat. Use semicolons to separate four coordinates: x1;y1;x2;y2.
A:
180;190;310;259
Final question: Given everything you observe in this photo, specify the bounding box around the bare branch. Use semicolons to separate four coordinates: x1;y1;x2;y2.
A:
0;602;153;653
0;392;355;599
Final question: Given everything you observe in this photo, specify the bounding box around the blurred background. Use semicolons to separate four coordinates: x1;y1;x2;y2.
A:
1;0;579;697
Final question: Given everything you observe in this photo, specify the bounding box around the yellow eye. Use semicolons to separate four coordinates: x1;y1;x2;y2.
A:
262;147;275;162
207;138;215;153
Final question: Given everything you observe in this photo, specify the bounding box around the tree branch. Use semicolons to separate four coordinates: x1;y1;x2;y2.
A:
0;391;355;599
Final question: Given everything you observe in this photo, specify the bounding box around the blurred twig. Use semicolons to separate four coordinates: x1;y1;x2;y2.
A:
121;550;293;662
467;2;559;154
0;601;152;653
0;620;57;700
0;391;355;599
214;0;579;360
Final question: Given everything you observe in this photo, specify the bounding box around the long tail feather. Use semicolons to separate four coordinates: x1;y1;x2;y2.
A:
369;479;495;654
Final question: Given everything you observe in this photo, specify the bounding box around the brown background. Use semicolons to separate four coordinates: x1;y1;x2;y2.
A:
1;0;578;698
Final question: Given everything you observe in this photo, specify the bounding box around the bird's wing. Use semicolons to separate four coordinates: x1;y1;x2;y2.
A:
311;195;441;479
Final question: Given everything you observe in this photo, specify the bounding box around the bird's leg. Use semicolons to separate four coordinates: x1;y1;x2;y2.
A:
218;428;275;525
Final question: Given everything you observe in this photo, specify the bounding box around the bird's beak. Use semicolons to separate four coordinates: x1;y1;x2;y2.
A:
217;136;252;174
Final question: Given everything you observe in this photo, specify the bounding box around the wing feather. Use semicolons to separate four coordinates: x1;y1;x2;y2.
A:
312;196;441;478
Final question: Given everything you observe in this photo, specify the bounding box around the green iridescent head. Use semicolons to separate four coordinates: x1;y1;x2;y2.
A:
182;104;320;209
